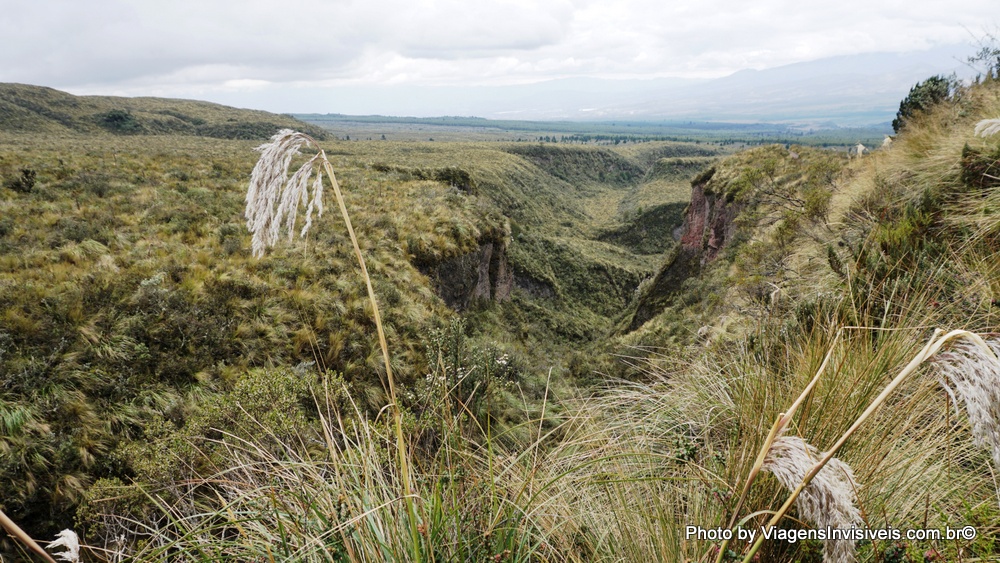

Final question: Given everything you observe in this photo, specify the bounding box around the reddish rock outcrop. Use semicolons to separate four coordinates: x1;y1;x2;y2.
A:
629;168;743;330
680;171;741;263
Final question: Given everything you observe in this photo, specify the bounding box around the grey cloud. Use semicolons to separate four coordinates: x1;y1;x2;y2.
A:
0;0;996;114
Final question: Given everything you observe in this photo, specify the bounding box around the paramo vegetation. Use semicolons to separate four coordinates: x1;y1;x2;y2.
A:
0;64;999;561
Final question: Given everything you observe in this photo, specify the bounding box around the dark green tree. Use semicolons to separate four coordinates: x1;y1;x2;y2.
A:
892;75;954;133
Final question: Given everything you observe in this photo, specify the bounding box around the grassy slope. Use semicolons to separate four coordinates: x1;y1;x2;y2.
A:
0;83;329;139
569;80;1000;560
313;139;721;350
0;93;718;544
603;144;845;359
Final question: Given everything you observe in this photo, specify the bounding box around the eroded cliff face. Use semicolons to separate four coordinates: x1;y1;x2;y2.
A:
629;168;742;330
427;238;513;310
680;173;741;262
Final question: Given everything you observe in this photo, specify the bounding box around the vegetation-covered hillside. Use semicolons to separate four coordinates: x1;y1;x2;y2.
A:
0;83;328;139
1;73;1000;563
0;96;719;557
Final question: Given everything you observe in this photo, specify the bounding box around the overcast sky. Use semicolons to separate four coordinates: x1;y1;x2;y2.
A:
1;1;996;114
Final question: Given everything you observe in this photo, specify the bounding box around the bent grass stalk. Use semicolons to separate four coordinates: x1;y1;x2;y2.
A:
246;130;419;559
0;508;57;563
736;329;999;563
716;328;846;563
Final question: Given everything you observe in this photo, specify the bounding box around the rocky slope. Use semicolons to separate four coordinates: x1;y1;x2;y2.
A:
625;144;844;334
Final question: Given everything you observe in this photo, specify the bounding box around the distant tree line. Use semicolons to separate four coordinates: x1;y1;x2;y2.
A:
538;134;707;144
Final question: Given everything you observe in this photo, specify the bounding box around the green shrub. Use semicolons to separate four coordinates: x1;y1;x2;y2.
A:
97;109;143;134
892;75;955;133
5;168;36;193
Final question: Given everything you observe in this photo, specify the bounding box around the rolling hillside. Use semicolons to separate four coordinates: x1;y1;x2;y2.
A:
1;77;1000;562
0;83;328;139
0;86;724;553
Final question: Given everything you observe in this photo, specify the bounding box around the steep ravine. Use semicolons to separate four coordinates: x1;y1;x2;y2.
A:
628;166;741;330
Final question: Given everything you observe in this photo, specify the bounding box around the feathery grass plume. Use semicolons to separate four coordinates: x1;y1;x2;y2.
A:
48;529;81;562
933;335;1000;469
245;129;420;558
762;436;862;563
245;129;324;257
735;330;997;563
974;118;1000;138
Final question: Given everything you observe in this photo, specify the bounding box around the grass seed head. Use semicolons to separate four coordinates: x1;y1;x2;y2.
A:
933;336;1000;469
763;436;862;563
245;129;325;257
48;529;81;562
974;118;1000;138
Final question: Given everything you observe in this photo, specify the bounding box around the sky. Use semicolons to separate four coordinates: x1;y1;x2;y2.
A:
1;0;996;115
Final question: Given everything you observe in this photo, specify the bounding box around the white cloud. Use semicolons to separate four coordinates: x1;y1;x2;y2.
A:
0;0;995;112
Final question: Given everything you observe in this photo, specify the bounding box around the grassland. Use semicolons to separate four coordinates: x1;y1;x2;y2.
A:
0;85;724;557
297;113;891;147
0;83;329;140
1;80;1000;562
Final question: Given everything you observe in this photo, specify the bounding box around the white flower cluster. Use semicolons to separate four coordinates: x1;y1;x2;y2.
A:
425;372;448;386
139;271;166;287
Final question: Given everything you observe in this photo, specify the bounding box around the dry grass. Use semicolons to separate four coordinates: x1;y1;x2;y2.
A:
5;79;1000;562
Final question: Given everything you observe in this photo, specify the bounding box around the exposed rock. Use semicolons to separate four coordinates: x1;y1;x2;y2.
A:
629;167;744;330
514;272;556;299
427;238;513;310
683;176;742;263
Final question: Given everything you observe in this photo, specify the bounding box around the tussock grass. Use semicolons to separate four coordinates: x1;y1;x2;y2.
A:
123;301;994;561
86;368;556;562
6;79;1000;562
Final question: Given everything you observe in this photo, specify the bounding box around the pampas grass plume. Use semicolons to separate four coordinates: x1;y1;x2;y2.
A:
974;118;1000;138
763;436;862;563
933;336;1000;469
48;529;81;563
245;129;325;257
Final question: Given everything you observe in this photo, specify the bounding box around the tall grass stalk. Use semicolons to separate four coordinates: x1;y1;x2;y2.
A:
738;328;1000;563
245;130;417;557
119;374;552;561
0;508;57;562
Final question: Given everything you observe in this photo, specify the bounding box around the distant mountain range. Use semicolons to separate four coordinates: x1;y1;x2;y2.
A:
294;44;975;126
603;47;977;125
2;44;977;130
